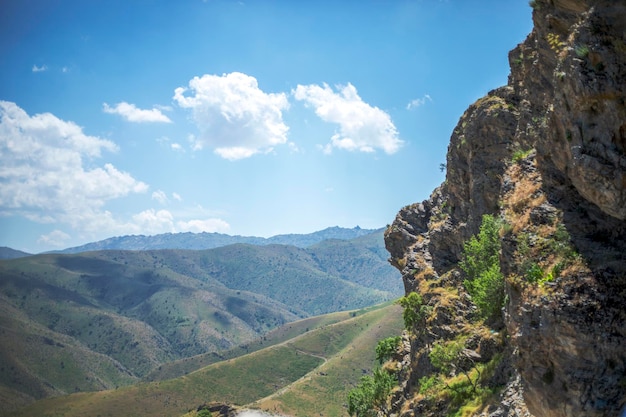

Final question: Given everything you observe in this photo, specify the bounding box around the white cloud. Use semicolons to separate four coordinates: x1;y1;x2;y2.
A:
293;83;402;154
172;193;182;202
129;209;230;235
32;64;48;72
177;218;230;233
152;190;169;205
131;209;175;234
173;72;289;160
103;101;172;123
37;230;71;247
0;100;148;234
406;94;432;110
171;142;183;151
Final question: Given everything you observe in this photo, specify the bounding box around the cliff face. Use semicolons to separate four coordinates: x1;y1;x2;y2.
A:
384;1;626;416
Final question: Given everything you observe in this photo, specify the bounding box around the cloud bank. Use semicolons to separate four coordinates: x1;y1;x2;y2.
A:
293;83;402;154
0;101;229;248
173;72;290;160
0;100;148;231
103;101;172;123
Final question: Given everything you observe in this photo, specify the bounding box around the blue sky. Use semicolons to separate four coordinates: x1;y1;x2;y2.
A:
0;0;533;253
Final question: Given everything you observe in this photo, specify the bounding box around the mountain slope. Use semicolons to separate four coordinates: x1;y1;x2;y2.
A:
0;231;400;412
10;303;404;417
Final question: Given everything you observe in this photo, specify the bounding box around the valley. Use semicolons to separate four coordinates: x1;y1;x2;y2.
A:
0;228;402;415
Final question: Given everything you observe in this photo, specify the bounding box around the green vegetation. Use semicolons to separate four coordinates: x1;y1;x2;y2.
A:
419;342;503;417
430;338;478;392
375;336;401;364
511;148;533;163
347;368;396;417
460;215;505;320
14;303;404;417
397;292;427;330
252;304;404;417
574;44;590;58
0;238;402;410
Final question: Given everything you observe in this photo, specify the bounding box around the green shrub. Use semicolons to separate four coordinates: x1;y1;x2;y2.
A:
460;215;505;320
525;262;544;283
512;148;533;163
347;368;396;417
375;336;401;364
397;292;427;331
418;374;444;396
429;339;465;375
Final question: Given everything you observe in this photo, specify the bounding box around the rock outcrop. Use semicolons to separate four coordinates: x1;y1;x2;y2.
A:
384;1;626;416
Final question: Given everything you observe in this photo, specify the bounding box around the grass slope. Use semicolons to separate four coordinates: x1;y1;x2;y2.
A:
251;303;404;417
0;235;400;411
9;303;403;417
144;308;365;382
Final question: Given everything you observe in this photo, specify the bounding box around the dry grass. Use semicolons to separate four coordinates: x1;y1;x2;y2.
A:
502;161;546;233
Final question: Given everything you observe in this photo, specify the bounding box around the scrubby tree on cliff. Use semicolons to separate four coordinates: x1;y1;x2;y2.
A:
459;214;504;320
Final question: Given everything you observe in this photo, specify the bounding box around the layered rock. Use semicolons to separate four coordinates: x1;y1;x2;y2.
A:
385;1;626;416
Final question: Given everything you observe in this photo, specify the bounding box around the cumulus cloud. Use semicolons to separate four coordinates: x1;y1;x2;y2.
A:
32;64;48;72
129;209;230;235
293;83;402;154
103;101;172;123
131;209;175;234
177;218;230;233
173;72;289;160
406;94;432;110
0;100;148;233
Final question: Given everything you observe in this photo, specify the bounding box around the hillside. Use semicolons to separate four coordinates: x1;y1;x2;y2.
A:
0;230;401;413
0;247;31;260
382;1;626;416
56;226;378;253
9;303;404;417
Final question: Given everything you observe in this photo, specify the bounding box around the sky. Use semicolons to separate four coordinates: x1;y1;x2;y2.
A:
0;0;533;253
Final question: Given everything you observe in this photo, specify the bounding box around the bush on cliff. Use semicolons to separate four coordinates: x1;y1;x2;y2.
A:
460;214;505;320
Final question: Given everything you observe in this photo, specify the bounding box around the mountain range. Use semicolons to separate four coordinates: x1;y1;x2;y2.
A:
53;226;378;254
0;227;401;414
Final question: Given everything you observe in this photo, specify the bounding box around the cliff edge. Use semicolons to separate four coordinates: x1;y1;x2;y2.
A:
384;1;626;416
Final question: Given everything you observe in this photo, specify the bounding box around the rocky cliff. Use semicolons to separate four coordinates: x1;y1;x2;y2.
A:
384;1;626;416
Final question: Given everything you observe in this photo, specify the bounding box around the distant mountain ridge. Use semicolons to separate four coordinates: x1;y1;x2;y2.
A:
0;246;32;259
55;226;377;253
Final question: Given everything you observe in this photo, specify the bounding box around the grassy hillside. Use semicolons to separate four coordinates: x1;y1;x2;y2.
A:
9;303;404;417
252;303;404;417
144;308;365;382
0;236;400;412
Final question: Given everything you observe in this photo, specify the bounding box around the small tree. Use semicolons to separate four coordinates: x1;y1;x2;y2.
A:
375;336;402;364
348;368;396;417
397;292;427;331
460;214;505;320
429;339;479;392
